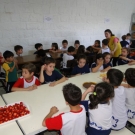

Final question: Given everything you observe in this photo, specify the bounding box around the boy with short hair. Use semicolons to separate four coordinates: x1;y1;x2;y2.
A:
14;45;23;57
62;46;75;68
42;83;86;135
98;39;110;54
12;63;40;92
126;33;131;44
74;40;80;50
2;51;18;93
34;43;43;54
120;35;129;48
39;57;66;86
60;40;68;52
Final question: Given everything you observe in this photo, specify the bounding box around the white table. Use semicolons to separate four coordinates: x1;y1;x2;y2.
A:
2;64;135;135
0;96;23;135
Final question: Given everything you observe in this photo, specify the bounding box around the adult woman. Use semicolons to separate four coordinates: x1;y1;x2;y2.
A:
104;29;121;66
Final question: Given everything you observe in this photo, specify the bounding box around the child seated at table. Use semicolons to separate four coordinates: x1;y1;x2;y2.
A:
39;57;66;86
104;69;128;130
2;51;18;93
14;45;23;57
120;35;129;48
121;68;135;119
118;47;132;65
74;40;80;50
62;46;75;68
34;43;43;54
60;40;68;52
81;82;114;135
98;39;110;54
72;54;90;76
76;45;85;57
42;83;86;135
49;43;60;53
12;63;40;91
91;40;101;53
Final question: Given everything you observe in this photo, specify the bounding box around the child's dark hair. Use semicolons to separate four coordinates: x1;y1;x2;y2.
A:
52;43;58;50
3;51;14;59
74;40;80;45
89;82;114;109
44;57;55;65
95;40;101;46
102;39;109;46
104;29;115;36
127;33;131;36
122;47;130;54
35;43;43;50
62;83;82;106
125;68;135;87
77;54;87;61
107;69;123;86
122;35;126;41
14;45;23;52
22;63;36;73
96;53;103;60
76;45;85;56
62;40;68;44
68;46;75;52
103;52;111;60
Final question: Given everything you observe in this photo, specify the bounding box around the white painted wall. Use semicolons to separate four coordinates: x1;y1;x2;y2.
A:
0;0;135;55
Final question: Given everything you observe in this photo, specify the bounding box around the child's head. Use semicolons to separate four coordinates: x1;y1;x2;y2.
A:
62;40;68;48
125;68;135;87
95;40;100;47
14;45;23;54
106;69;123;87
44;57;56;72
126;33;131;40
103;52;111;64
121;47;130;57
89;82;114;109
62;83;82;106
77;45;85;56
67;46;75;55
3;51;14;62
74;40;80;49
77;54;87;68
51;43;58;51
121;35;126;41
22;63;36;80
96;53;103;64
35;43;43;50
102;39;109;47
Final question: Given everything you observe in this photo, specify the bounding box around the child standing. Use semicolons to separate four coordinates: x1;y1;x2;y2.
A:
72;54;90;76
122;68;135;119
49;43;60;53
98;39;110;54
12;63;40;92
14;45;23;57
81;82;114;135
105;69;128;130
62;46;75;68
39;57;66;86
118;47;132;65
60;40;68;52
34;43;43;54
2;51;18;93
42;83;86;135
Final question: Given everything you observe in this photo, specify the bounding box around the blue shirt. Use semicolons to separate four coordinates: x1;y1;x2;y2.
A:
120;41;129;47
118;55;132;65
43;70;63;84
103;62;112;69
72;64;90;75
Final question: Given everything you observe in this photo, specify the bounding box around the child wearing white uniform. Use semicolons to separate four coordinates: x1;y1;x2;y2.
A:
81;82;114;135
105;69;128;130
42;83;86;135
123;68;135;119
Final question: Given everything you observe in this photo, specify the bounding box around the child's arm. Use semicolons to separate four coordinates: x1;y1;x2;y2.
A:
98;49;102;54
119;56;131;61
82;85;95;100
91;61;103;73
39;65;46;83
121;83;129;88
3;62;15;72
101;66;111;72
42;106;59;127
92;46;101;51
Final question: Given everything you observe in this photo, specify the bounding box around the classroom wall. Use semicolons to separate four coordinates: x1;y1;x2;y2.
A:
0;0;135;55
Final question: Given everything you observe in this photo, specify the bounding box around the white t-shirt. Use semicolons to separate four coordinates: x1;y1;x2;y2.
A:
60;47;68;51
46;105;86;135
88;101;112;130
62;53;74;68
125;87;135;119
111;86;128;130
101;47;110;54
91;62;103;71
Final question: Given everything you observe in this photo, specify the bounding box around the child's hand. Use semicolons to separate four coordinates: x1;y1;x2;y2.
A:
86;85;95;93
100;70;105;72
32;84;37;89
99;60;103;65
49;82;56;87
27;85;37;91
76;73;81;76
50;106;59;115
41;65;46;71
102;77;107;82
